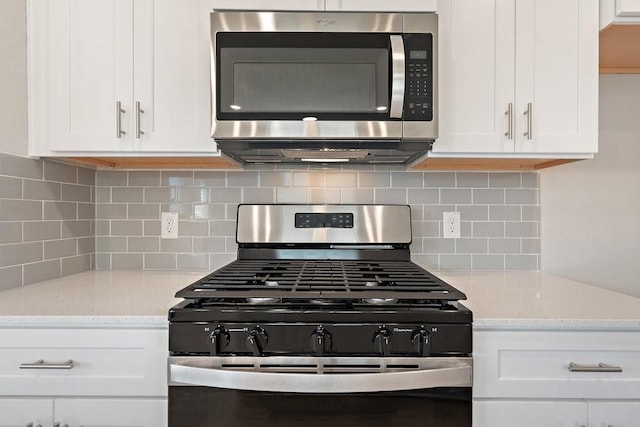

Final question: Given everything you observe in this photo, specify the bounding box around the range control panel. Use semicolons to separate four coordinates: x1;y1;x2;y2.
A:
295;213;354;228
403;33;434;121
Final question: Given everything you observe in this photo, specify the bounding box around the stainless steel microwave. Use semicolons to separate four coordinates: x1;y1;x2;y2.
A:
210;11;438;165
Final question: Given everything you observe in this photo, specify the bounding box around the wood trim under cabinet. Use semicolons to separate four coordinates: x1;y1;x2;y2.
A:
411;157;580;171
66;156;241;169
600;24;640;73
57;156;579;171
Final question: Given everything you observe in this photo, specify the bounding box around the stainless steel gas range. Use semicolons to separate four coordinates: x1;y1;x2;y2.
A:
168;204;472;426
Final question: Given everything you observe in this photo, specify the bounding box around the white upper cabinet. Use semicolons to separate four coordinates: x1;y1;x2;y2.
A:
325;0;436;12
29;0;216;155
212;0;324;10
212;0;435;12
601;0;640;28
435;0;598;156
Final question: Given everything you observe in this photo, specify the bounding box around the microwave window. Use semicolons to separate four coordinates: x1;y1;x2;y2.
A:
233;61;377;113
218;46;389;116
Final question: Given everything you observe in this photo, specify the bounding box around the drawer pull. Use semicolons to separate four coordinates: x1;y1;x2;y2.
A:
20;359;74;370
568;362;622;373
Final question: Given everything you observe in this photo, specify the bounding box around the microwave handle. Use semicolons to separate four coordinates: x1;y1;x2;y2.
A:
389;35;405;119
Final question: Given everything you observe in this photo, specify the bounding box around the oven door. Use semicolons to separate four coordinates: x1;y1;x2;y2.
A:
168;356;472;426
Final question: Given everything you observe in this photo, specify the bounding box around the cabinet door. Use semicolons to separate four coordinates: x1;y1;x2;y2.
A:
616;0;640;15
325;0;436;12
47;0;134;152
474;400;587;427
133;0;217;153
0;399;53;426
514;0;598;153
589;401;640;427
55;399;167;427
434;0;516;154
212;0;325;10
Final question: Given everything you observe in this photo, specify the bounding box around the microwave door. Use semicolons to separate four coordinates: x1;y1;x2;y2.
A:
212;31;404;140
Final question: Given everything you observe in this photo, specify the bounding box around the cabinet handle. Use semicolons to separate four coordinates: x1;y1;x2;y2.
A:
568;362;622;373
19;359;74;370
116;101;126;139
523;102;532;139
504;103;513;139
135;101;144;138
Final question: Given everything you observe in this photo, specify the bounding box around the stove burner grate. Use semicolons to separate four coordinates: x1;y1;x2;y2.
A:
176;259;466;302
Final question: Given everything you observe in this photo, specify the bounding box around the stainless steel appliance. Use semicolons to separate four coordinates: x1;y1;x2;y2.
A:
210;12;438;165
168;204;472;426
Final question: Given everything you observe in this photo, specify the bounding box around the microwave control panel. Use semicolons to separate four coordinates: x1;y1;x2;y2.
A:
403;34;433;121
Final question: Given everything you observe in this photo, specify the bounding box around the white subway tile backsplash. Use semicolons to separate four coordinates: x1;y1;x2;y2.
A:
1;154;543;290
43;161;77;184
456;172;488;188
276;187;308;203
0;222;23;244
0;199;42;221
112;187;144;203
326;171;357;188
391;172;423;188
0;176;23;198
23;179;60;201
440;189;472;204
358;172;390;188
424;172;455;188
144;253;177;270
24;259;60;285
24;221;61;242
44;238;77;260
489;172;522;188
260;171;292;187
472;254;505;270
374;188;407;204
340;188;374;204
60;183;92;202
128;171;160;186
161;171;194;187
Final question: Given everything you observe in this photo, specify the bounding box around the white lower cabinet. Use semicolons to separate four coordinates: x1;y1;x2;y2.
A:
55;399;167;427
0;327;168;426
473;329;640;427
0;398;165;427
474;400;587;427
0;399;53;426
589;401;640;427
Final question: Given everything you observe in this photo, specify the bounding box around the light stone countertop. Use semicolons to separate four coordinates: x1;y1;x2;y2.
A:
1;270;639;330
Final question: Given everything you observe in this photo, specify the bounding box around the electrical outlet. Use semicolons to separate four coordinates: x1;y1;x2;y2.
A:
443;212;460;239
161;212;179;239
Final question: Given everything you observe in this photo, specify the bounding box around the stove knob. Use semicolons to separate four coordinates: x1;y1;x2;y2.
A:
246;326;268;356
411;328;431;356
209;325;230;356
310;325;332;356
373;326;392;356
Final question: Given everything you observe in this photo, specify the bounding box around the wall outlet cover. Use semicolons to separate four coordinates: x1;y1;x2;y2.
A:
443;211;461;239
161;212;179;239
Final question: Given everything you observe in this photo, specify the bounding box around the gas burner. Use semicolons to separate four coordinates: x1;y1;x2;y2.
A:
246;280;281;304
363;280;398;305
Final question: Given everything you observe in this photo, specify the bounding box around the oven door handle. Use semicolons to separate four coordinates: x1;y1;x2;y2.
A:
169;358;472;393
389;35;405;119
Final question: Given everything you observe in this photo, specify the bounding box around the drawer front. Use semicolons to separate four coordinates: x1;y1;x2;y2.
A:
474;330;640;399
0;327;167;397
